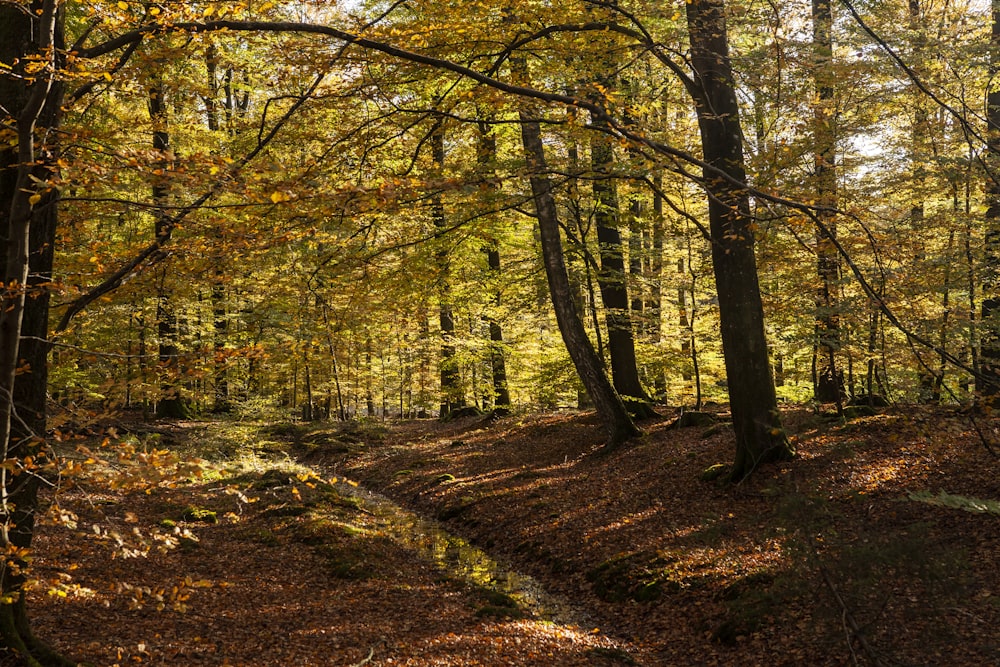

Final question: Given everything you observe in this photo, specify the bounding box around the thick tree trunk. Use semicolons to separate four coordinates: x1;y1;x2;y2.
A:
980;1;1000;399
0;3;75;664
686;0;794;479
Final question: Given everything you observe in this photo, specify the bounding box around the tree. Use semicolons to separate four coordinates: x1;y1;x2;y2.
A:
982;0;1000;401
0;3;75;663
511;51;640;446
811;0;844;406
476;121;512;416
590;120;657;417
147;75;190;418
431;125;465;417
685;0;795;478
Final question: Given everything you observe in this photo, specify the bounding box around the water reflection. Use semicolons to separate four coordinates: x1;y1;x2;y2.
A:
332;479;587;626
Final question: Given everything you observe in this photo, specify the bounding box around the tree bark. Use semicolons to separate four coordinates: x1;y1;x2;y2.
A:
0;3;75;664
686;0;794;479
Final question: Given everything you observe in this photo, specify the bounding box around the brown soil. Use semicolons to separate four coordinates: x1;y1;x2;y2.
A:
25;405;1000;665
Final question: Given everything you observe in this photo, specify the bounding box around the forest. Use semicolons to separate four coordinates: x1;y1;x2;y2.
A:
2;0;1000;664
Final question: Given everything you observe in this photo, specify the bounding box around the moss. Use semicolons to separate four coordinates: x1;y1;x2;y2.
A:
481;590;518;608
700;463;729;482
842;405;877;420
313;544;375;580
586;551;684;603
433;473;456;484
250;468;295;490
250;529;281;546
178;535;200;550
437;496;478;521
181;506;218;524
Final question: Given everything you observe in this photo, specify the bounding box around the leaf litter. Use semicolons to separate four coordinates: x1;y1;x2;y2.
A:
27;405;1000;665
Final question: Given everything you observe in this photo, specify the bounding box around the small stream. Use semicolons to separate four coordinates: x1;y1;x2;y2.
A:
330;478;592;627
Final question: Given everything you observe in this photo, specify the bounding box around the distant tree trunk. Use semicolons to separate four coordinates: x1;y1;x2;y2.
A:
0;3;75;664
647;174;667;399
513;56;639;446
365;335;376;417
477;122;512;416
907;0;938;402
686;0;794;479
935;226;957;401
302;350;315;421
206;45;231;413
432;127;464;417
980;1;1000;400
812;0;844;407
148;80;189;419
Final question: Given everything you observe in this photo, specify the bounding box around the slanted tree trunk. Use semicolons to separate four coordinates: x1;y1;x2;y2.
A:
0;3;75;664
686;0;794;479
512;58;639;446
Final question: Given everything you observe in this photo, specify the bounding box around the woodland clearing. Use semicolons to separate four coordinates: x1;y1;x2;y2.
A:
22;406;1000;666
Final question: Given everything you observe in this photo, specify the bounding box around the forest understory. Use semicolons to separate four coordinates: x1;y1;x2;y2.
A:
23;405;1000;666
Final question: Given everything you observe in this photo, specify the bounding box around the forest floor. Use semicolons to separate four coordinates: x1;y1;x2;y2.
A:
23;404;1000;666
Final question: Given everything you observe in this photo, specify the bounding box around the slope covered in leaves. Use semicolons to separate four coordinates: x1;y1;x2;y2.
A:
25;406;1000;665
332;407;1000;666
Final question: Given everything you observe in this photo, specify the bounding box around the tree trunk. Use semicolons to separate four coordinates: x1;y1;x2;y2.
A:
513;57;638;445
0;3;75;664
812;0;844;407
648;174;668;399
980;0;1000;400
432;127;464;417
148;80;189;419
590;129;657;417
477;122;512;416
686;0;794;479
205;45;232;414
